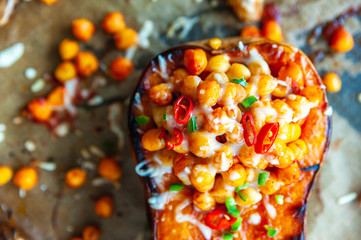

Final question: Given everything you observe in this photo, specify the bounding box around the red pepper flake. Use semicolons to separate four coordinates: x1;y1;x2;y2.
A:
254;122;279;154
241;113;256;147
158;128;184;150
205;206;237;230
174;95;193;124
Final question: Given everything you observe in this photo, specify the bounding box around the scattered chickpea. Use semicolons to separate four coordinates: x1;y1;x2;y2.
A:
210;175;234;204
141;128;166;151
221;164;247;187
47;86;66;106
330;26;354;53
72;18;95;41
262;20;283;42
322;72;342;93
184;48;208;75
226;63;251;80
208;38;222;50
277;162;300;184
65;168;87;188
149;83;173;105
109;57;134;81
301;85;324;106
206;55;231;73
75;52;99;77
235;187;262;206
54;62;77;83
28;99;53;122
278;62;304;87
193;191;215;211
82;225;101;240
114;27;138;50
102;12;126;34
189;164;216;192
94;195;114;218
40;0;57;5
197;80;220;107
241;25;261;38
13;167;38;191
98;158;122;181
288;139;308;161
59;39;79;61
0;166;13;185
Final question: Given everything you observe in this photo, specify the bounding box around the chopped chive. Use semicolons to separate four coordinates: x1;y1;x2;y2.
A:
187;116;197;133
135;115;150;125
264;225;277;238
223;233;234;240
257;172;270;186
237;191;247;202
275;195;284;205
235;183;249;192
169;183;184;192
241;95;257;108
230;77;247;87
225;197;240;217
163;114;167;121
231;217;243;232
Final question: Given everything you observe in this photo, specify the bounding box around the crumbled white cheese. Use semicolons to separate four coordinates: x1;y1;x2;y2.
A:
30;79;45;92
25;68;37;79
0;43;25;68
24;140;36;152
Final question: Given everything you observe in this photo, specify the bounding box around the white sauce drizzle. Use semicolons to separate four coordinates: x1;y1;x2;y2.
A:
264;195;277;219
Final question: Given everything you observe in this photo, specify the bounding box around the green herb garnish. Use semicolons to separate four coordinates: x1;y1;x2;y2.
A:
225;197;240;218
264;225;277;238
230;77;247;87
231;217;243;232
135;115;150;125
223;233;234;240
241;95;257;108
257;172;270;186
237;192;247;202
169;183;184;192
187;116;197;133
163;114;167;121
235;183;249;192
275;195;284;205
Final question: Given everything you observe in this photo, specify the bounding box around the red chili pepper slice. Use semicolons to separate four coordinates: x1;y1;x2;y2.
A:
205;206;237;230
254;122;280;154
242;112;256;146
158;128;184;150
174;95;193;124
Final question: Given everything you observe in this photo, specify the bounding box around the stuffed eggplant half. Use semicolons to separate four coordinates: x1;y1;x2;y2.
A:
129;37;331;240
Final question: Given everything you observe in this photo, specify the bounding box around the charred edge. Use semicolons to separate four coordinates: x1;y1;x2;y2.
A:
300;164;320;172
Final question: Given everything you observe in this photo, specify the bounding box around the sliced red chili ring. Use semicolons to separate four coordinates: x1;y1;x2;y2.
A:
174;95;193;124
254;122;280;154
205;206;237;230
241;112;256;146
166;129;184;149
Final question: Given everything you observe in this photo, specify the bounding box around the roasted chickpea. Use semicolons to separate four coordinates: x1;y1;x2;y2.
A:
206;55;230;73
173;154;196;185
219;82;247;105
171;68;189;89
173;137;189;154
286;95;311;121
221;164;247;187
40;0;57;5
301;85;324;106
188;131;215;158
54;62;77;83
272;85;288;98
241;25;261;38
277;162;300;184
322;72;342;93
278;63;304;87
209;145;233;172
223;105;242;122
181;75;202;101
226;63;251;81
59;39;79;61
102;12;126;34
237;146;268;169
210;175;234;204
255;74;278;96
279;123;301;143
208;38;222;50
82;225;101;240
75;52;99;77
197;80;220;107
72;18;95;41
204;108;230;135
271;99;294;124
141;128;166;151
247;59;270;75
288;139;308;161
114;27;138;50
65;168;87;188
245;168;256;182
235;187;262;206
0;166;13;185
28;99;52;122
109;57;133;81
189;164;216;192
95;195;114;218
47;86;66;106
184;48;208;75
13;167;38;191
193;191;216;210
269;139;294;168
330;26;354;53
262;20;282;42
158;149;176;167
225;123;244;144
98;157;122;181
259;172;282;195
205;72;229;84
149;83;173;105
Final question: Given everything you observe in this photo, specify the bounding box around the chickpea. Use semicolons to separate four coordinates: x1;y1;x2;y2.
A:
189;164;216;192
193;191;216;211
206;55;231;73
181;75;202;101
277;162;300;184
225;123;244;144
173;154;196;185
173;136;189;154
241;25;261;38
75;52;99;77
237;146;268;169
72;18;95;41
95;195;113;218
98;157;122;181
262;20;283;42
219;82;247;105
204;108;230;135
247;59;270;75
47;86;66;106
288;139;308;161
184;48;208;75
286;95;311;121
54;61;77;83
223;105;242;122
59;39;79;61
279;123;301;143
278;63;304;87
158;149;176;167
210;175;234;204
40;0;57;5
102;12;126;34
208;38;222;50
259;172;282;195
114;27;138;50
269;139;294;168
235;187;262;206
149;83;173;105
221;164;247;187
188;131;215;158
28;99;52;122
65;168;87;188
0;166;13;185
255;74;278;96
13;167;38;191
141;128;166;151
206;72;229;84
197;80;220;107
272;85;288;98
82;225;101;240
330;26;354;53
322;72;342;93
109;57;133;81
301;85;324;106
245;168;256;182
210;145;233;172
171;68;189;89
271;99;294;124
226;63;251;81
250;100;276;131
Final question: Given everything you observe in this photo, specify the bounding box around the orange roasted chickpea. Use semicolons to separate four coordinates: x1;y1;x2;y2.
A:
241;25;261;38
193;191;216;211
75;52;99;77
189;164;216;192
40;0;57;5
221;164;247;187
47;87;66;106
277;162;300;184
184;49;208;75
278;62;304;87
322;72;342;93
262;20;283;42
82;225;101;240
72;18;95;41
301;85;324;106
330;26;354;53
95;195;114;218
54;62;77;83
102;12;126;34
173;154;196;185
171;68;189;89
149;83;173;105
109;57;134;81
208;38;222;50
114;27;138;50
210;175;234;204
259;172;282;195
98;157;122;181
28;99;53;122
197;80;220;107
13;167;38;191
0;166;13;185
65;168;87;188
59;39;79;61
141;128;166;151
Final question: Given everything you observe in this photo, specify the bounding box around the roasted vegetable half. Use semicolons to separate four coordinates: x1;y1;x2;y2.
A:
129;37;331;240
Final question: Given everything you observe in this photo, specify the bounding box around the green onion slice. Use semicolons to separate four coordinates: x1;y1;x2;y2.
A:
225;197;240;217
257;172;270;186
237;192;247;202
231;217;243;232
230;77;247;87
187;116;197;133
135;115;150;125
223;233;234;240
235;183;249;192
241;95;257;108
275;195;284;205
264;225;277;238
169;183;184;192
163;114;167;121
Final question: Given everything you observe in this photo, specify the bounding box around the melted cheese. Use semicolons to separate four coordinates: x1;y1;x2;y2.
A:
248;213;261;225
